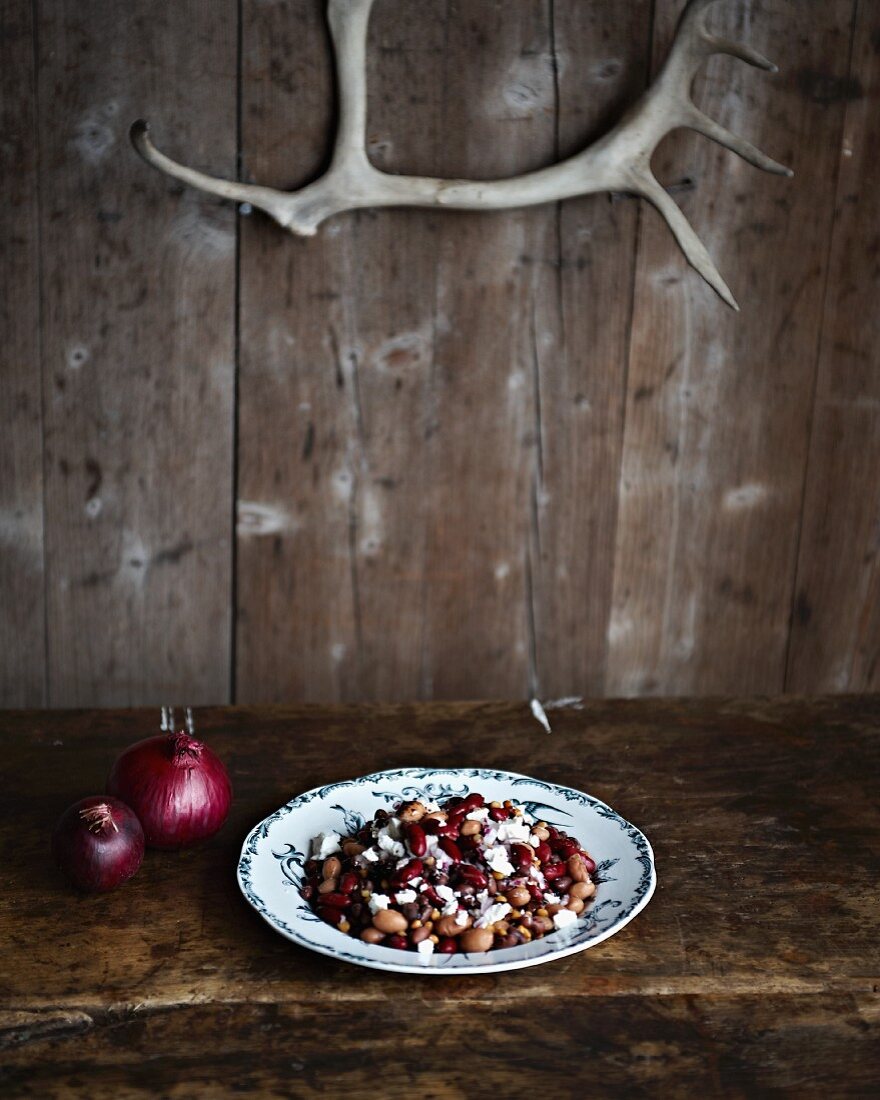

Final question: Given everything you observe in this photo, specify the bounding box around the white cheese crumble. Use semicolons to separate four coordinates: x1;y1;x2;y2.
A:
553;908;578;931
441;899;459;916
311;831;342;859
465;807;490;822
435;884;455;903
495;818;531;844
454;910;470;927
377;832;405;859
475;902;511;928
484;845;515;877
368;893;390;914
395;889;417;904
417;938;435;960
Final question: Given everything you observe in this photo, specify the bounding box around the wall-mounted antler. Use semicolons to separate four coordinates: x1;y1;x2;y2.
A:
131;0;791;310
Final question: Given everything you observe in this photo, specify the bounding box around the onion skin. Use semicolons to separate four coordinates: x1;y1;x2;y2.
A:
52;796;145;892
107;732;233;849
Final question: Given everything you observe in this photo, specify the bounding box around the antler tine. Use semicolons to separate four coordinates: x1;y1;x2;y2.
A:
129;120;298;230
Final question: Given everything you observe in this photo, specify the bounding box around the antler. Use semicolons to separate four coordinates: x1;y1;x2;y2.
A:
131;0;791;309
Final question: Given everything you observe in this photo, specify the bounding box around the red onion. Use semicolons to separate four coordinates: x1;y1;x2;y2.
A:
107;730;232;849
52;796;144;892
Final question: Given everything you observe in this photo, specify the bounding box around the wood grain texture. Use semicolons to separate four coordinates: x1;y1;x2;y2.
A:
0;696;878;1097
0;0;45;705
530;0;652;698
607;0;858;697
786;0;880;693
35;0;237;706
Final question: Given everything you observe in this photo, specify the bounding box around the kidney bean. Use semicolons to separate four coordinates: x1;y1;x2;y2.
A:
458;884;475;897
463;792;485;810
434;822;461;840
457;865;488;889
447;805;467;827
437;937;458;954
300;884;315;901
543;861;566;881
395;859;424;884
527;882;543;900
360;927;385;944
348;901;364;921
488;805;509;822
318;892;351;909
438;838;462;863
510;843;533;872
318;877;340;895
532;914;554;935
401;902;420;922
460;928;494;952
457;835;478;853
555;875;573;893
385;934;409;950
556;838;580;859
339;872;359;894
487;877;497;897
499;933;519;949
535;841;552;863
317;905;345;925
406;823;427;857
372;909;408;934
581;854;597;874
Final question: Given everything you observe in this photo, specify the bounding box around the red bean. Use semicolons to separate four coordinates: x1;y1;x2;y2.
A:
318;892;351;909
581;854;597;874
406;823;427;857
317;905;345;925
437;937;458;954
463;792;485;810
510;843;533;871
458;864;488;889
489;805;509;822
338;872;359;894
447;806;467;828
527;882;543;900
435;823;460;839
439;838;462;863
396;858;424;884
535;841;552;863
300;884;315;900
457;835;478;852
385;934;409;950
543;862;566;881
556;838;580;859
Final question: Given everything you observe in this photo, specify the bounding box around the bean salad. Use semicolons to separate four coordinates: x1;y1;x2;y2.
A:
301;792;598;957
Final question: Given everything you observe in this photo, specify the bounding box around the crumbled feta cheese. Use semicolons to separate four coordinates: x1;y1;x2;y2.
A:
311;831;341;859
395;889;417;904
465;807;490;822
419;882;430;892
424;835;439;855
553;908;578;931
529;865;546;887
454;909;470;927
496;818;531;844
435;884;455;904
422;801;440;813
368;893;390;914
485;845;515;877
475;902;511;928
377;832;405;859
544;891;560;905
530;832;544;847
410;877;422;888
417;938;435;960
359;846;381;864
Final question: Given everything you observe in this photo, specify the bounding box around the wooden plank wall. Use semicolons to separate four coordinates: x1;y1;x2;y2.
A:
1;0;877;706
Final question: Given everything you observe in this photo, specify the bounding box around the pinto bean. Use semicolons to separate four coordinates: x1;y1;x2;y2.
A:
372;909;408;934
460;928;494;953
321;856;342;879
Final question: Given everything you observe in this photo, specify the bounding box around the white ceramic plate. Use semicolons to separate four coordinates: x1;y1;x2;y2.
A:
237;767;656;975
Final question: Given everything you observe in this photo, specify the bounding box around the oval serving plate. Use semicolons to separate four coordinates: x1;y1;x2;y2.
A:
237;767;656;975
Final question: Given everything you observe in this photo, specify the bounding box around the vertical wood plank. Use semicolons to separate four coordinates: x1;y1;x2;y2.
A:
37;0;237;705
0;0;46;706
607;0;856;696
786;0;880;692
236;0;359;701
530;0;653;698
413;0;557;699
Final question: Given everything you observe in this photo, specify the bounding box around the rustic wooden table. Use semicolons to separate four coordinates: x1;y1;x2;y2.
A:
1;697;878;1097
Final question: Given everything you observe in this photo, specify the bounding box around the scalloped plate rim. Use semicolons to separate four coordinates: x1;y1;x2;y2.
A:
237;766;656;975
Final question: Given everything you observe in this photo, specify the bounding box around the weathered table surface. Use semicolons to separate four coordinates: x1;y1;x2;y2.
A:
1;697;878;1097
